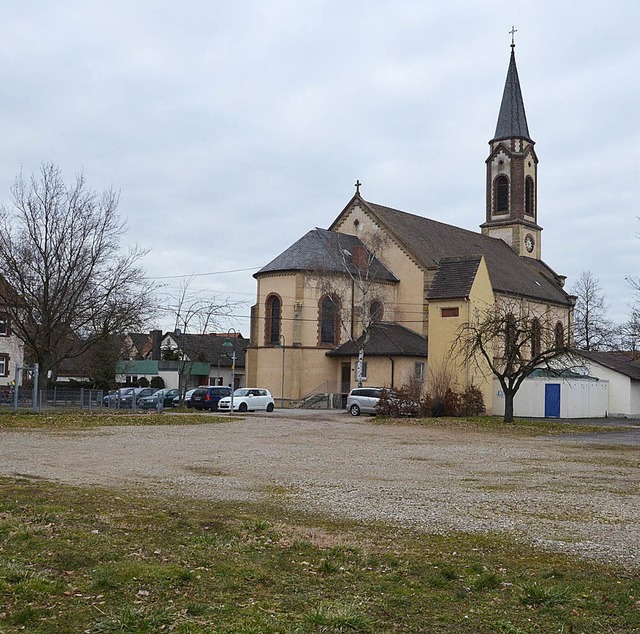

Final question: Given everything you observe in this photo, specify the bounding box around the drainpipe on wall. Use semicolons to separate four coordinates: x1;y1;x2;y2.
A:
388;356;395;389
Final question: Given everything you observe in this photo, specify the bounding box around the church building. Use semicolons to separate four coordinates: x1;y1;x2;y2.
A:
246;44;575;412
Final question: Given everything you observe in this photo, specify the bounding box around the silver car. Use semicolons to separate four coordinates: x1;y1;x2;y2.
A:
346;387;384;416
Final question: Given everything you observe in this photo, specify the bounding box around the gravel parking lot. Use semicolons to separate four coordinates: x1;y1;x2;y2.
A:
1;410;638;568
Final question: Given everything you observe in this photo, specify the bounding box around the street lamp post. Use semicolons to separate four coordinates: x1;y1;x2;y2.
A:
222;329;237;414
278;334;285;408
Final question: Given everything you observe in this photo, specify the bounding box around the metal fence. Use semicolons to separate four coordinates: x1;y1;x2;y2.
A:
0;387;104;412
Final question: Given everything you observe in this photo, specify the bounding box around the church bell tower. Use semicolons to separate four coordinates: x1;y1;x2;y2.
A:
481;39;542;259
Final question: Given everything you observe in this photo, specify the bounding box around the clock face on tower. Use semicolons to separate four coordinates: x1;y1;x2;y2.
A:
524;234;535;253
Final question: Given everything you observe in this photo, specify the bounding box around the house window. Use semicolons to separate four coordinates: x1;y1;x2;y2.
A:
0;354;8;377
0;314;8;336
555;322;565;349
415;362;425;381
264;294;282;346
319;295;340;345
494;175;509;213
370;300;383;323
357;361;368;381
531;318;541;358
525;176;535;216
441;307;459;318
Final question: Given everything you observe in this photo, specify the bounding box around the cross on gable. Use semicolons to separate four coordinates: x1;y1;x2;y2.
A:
354;179;362;195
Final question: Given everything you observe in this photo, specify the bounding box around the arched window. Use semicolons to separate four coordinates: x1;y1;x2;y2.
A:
531;318;541;358
264;294;281;345
525;176;535;216
494;176;509;213
319;295;340;345
504;313;516;359
370;300;383;323
555;322;565;349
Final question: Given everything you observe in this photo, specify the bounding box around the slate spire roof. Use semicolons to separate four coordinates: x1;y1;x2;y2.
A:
493;46;532;142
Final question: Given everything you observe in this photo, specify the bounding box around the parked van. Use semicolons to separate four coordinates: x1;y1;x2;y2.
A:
346;387;384;416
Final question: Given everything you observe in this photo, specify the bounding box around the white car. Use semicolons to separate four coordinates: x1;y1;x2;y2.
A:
217;388;275;413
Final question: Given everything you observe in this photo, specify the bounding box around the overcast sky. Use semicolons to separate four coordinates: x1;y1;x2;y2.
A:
1;1;638;335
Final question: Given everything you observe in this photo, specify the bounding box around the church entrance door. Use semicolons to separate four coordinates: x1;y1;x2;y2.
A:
340;363;351;408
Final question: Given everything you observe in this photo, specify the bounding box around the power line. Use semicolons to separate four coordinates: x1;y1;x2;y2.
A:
144;266;260;281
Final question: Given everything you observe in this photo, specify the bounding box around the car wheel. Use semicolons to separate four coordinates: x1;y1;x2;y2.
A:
349;404;361;416
238;402;248;412
266;403;274;412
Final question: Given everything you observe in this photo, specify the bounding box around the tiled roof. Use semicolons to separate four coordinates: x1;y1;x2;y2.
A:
578;350;640;381
349;199;571;307
428;257;481;300
0;274;21;307
128;333;151;356
326;322;426;358
169;333;250;368
493;48;532;142
255;228;398;283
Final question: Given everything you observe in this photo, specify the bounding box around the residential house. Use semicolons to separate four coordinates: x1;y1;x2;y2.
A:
116;331;249;390
0;275;25;386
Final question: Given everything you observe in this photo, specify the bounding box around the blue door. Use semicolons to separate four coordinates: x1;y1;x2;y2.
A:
544;384;561;418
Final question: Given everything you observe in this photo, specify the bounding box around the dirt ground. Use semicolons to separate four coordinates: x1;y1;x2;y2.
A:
1;410;638;568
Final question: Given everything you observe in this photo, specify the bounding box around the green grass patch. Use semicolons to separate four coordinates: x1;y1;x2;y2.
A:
0;477;638;632
0;411;236;429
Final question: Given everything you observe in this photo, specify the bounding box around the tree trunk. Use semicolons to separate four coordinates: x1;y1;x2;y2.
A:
503;390;515;423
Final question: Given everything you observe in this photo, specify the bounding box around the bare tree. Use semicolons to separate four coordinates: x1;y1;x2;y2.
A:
0;164;154;391
308;229;393;386
570;270;613;351
455;300;577;423
615;308;640;357
161;276;240;401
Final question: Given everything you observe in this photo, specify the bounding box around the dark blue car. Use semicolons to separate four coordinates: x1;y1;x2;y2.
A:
190;386;232;411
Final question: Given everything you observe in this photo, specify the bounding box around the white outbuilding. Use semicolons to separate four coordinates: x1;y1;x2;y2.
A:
574;351;640;419
492;369;609;419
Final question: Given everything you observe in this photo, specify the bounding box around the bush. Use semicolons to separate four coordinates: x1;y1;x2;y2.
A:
150;376;165;389
137;377;150;388
376;383;484;418
376;387;420;417
443;388;461;416
460;385;484;416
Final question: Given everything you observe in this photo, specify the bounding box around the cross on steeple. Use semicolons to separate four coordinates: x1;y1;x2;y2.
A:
509;25;517;49
354;179;362;195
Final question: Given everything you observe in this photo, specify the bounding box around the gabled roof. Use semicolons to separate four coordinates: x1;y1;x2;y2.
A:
127;333;151;357
428;256;482;300
578;350;640;381
344;198;571;307
326;322;427;358
493;48;532;143
166;332;250;368
255;228;398;283
0;274;22;308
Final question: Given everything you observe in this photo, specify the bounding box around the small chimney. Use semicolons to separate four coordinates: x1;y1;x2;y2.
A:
351;245;368;271
150;329;162;360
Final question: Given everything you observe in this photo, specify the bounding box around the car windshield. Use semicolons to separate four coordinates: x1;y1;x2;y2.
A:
233;389;250;397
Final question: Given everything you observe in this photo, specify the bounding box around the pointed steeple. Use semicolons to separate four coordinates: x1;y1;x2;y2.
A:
493;46;531;142
482;38;541;260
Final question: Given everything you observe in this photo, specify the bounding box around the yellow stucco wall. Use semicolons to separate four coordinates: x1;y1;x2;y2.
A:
331;203;426;335
427;257;496;411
